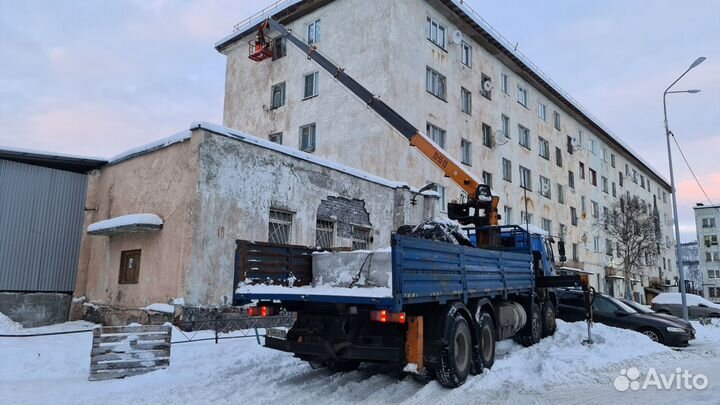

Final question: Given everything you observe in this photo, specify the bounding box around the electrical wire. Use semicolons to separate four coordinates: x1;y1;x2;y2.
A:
670;132;720;214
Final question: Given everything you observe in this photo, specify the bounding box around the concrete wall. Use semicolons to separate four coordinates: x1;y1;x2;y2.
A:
75;137;200;308
0;292;71;328
219;0;677;296
185;128;432;305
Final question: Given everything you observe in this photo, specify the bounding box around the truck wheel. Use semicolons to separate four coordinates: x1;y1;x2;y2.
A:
541;300;557;337
515;301;542;347
327;360;361;373
435;313;472;388
471;311;496;373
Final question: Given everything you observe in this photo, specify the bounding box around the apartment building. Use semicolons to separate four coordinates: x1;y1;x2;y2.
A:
694;204;720;302
215;0;677;299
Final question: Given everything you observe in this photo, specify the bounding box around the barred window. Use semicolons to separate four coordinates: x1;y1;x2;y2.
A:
315;220;334;248
268;209;293;244
352;226;371;250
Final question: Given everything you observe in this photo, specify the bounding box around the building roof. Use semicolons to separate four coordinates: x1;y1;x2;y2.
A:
0;146;107;174
215;0;671;190
693;203;720;210
106;121;415;191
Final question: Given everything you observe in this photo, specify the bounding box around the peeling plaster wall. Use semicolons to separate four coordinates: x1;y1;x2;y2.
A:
185;129;431;305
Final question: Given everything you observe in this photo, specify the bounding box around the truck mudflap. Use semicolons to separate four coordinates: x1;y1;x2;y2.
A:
265;336;402;363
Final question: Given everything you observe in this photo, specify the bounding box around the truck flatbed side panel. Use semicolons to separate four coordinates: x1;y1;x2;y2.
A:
233;292;395;309
391;234;533;312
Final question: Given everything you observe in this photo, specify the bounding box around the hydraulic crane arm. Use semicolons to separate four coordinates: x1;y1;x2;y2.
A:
255;18;499;226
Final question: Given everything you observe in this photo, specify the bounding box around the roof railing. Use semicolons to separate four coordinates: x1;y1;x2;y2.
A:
232;0;294;33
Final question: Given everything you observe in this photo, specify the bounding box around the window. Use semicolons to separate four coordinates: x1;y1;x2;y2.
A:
706;252;720;262
521;210;533;225
272;37;286;60
538;137;549;159
555;147;562;167
501;114;510;138
517;85;528;107
504;206;513;224
553;111;561;130
482;123;493;148
481;74;492;99
270;82;286;109
601;176;608;193
567;135;574;154
559;223;567;237
539;175;551;198
581;196;587;214
589;168;597;186
578;128;584;147
119;249;141;284
426;67;446;99
704;235;719;247
542;218;552;234
632;169;638;184
571;207;578;226
572;243;580;261
269;132;283;144
303;71;319;99
502;158;512;182
589;138;597;154
518;125;530;149
591;200;599;218
461;138;472;165
315;220;334;248
603;206;609;224
461;87;472;114
268;209;293;244
307;19;320;44
612;182;617;197
426;123;446;149
601;147;608;162
351;226;371;250
537;102;547;121
426;16;446;48
702;218;716;228
299;123;316;152
662;192;667;203
619;171;624;187
579;162;585;179
433;184;447;212
500;73;509;94
461;41;472;67
557;184;565;204
482;171;493;188
708;270;720;279
593;236;601;252
568;170;575;189
519;166;532;190
611;153;616;168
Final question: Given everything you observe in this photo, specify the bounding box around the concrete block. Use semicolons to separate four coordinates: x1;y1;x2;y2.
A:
0;292;72;328
312;250;392;288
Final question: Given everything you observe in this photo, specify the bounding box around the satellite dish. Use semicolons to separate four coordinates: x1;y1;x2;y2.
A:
482;79;493;93
493;130;508;145
452;30;463;44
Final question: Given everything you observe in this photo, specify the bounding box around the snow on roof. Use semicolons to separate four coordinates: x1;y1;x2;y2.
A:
109;130;192;164
144;303;175;314
192;122;412;190
518;223;549;236
87;213;163;234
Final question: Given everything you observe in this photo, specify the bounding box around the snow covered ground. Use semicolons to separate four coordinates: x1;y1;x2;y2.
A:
1;314;719;405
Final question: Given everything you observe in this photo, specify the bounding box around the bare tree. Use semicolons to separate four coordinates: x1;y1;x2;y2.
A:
600;196;660;300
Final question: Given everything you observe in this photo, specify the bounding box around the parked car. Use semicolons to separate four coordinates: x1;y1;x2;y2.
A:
619;298;695;340
651;292;720;319
557;289;692;347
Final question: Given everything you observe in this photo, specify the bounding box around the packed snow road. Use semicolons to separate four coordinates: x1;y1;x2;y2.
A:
1;315;719;405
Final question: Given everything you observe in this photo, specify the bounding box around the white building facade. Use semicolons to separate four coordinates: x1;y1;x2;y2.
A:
216;0;677;301
694;204;720;302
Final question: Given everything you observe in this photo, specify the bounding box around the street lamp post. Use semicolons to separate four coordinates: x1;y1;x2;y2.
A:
663;56;705;321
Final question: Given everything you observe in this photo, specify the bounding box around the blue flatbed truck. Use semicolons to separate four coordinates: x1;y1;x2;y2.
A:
237;226;586;387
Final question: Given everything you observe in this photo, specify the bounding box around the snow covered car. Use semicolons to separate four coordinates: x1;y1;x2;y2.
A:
618;298;695;340
651;292;720;319
557;289;692;347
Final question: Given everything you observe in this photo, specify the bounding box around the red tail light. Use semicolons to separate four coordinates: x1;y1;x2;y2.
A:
370;310;406;324
248;306;275;317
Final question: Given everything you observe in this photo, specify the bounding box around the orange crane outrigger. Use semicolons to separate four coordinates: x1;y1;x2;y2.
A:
250;18;500;227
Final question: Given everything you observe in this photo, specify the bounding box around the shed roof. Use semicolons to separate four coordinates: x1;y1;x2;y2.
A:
0;146;107;174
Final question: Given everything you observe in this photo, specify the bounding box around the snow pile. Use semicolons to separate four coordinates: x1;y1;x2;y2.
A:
312;248;392;289
691;318;720;343
0;312;22;334
517;223;549;236
652;292;720;309
144;303;175;314
398;217;472;246
88;213;163;233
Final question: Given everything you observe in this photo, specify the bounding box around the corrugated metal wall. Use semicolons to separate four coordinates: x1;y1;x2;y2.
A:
0;159;88;292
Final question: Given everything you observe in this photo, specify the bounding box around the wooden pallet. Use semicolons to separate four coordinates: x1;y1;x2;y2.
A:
89;324;172;381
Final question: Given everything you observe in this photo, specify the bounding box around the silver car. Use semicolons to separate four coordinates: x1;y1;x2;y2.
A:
651;293;720;319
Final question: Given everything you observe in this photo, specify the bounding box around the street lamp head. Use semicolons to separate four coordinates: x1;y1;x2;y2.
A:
689;56;706;70
687;89;702;94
